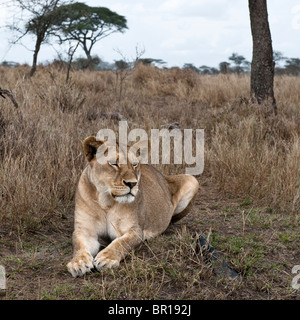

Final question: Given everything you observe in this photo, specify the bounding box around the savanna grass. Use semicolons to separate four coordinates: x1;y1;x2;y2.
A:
0;64;299;231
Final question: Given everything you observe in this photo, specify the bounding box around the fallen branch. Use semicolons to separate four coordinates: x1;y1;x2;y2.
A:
0;88;19;109
196;232;242;281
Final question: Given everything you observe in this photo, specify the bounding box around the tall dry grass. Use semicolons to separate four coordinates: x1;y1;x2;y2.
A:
0;64;299;231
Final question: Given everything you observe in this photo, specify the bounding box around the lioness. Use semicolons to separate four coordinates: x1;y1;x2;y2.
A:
67;136;199;277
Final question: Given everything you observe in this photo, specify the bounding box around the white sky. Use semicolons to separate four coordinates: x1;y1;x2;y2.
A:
0;0;300;68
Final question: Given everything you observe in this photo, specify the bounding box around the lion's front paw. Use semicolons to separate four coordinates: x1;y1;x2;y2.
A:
67;251;94;277
93;250;120;270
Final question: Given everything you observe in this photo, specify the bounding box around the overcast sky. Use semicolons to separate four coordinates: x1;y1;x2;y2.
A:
0;0;300;68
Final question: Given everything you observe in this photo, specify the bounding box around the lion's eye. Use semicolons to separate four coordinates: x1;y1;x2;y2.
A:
132;162;139;167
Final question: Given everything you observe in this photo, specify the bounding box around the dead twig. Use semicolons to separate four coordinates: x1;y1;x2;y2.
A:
0;88;19;109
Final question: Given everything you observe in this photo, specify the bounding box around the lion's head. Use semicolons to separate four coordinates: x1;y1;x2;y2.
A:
82;136;146;204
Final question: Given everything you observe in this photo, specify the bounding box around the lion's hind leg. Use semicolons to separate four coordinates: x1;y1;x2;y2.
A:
166;175;199;223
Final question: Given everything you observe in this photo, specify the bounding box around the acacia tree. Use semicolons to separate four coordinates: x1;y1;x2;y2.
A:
52;2;128;68
248;0;277;114
10;0;67;77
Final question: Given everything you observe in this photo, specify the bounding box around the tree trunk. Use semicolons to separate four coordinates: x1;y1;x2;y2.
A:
86;52;93;70
248;0;277;114
82;39;94;69
29;36;42;77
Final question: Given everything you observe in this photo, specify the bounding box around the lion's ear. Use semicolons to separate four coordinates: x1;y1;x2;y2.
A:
82;136;105;162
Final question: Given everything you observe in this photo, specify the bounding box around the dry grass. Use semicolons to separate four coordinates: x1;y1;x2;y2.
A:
0;64;299;230
0;64;299;300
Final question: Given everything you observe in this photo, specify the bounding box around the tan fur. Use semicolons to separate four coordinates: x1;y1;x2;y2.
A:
67;136;199;277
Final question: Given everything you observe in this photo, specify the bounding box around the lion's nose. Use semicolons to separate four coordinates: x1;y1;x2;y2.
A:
123;180;137;189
